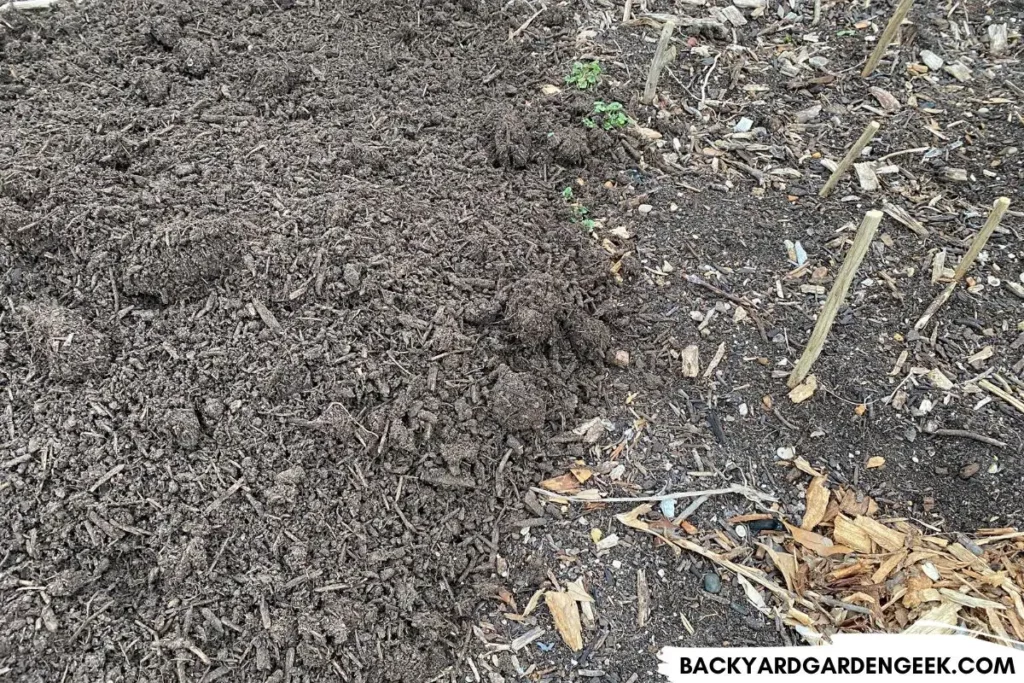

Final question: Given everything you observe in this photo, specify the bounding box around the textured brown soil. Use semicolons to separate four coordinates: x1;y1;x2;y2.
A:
1;0;1022;682
0;1;626;680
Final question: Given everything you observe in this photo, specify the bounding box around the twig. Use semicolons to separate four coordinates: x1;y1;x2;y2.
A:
788;211;882;388
509;7;544;41
772;406;800;431
806;592;875;617
700;52;720;105
929;429;1006;448
684;274;768;342
977;379;1024;416
531;483;776;504
672;494;709;524
622;0;633;23
205;477;246;514
819;121;880;197
913;197;1010;331
861;0;916;78
642;20;677;105
882;201;928;237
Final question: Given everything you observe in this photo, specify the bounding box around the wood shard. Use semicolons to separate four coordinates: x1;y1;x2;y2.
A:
545;591;584;651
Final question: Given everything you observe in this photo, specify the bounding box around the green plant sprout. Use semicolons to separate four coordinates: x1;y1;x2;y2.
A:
585;101;628;130
561;186;596;234
565;61;602;89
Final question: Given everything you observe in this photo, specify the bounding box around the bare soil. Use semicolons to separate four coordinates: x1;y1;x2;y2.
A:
1;0;1022;682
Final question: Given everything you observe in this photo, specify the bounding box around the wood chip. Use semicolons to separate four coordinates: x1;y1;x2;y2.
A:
834;514;873;553
636;570;651;627
801;476;829;530
545;591;583;651
788;374;817;403
853;515;906;551
681;344;700;378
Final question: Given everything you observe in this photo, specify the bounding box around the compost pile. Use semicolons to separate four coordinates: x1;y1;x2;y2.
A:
0;1;621;681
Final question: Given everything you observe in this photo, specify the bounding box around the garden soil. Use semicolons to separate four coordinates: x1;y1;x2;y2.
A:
1;0;1022;682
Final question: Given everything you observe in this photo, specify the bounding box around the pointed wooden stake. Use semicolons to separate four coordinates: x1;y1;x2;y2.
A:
913;197;1011;331
642;20;677;105
861;0;916;78
788;211;883;389
819;121;880;198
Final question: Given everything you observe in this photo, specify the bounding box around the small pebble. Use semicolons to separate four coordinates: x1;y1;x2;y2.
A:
734;524;747;538
703;572;722;594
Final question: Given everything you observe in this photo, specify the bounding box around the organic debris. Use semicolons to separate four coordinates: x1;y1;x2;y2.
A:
614;475;1024;646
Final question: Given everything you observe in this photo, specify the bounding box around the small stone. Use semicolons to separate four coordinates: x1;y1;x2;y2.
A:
734;524;747;538
610;349;630;367
343;263;361;288
988;24;1008;57
943;63;972;82
637;204;653;214
959;462;980;479
919;50;944;71
703;572;722;594
808;56;829;69
734;117;754;133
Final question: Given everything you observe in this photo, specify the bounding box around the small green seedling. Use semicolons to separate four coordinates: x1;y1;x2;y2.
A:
587;101;628;130
561;186;596;233
565;61;602;89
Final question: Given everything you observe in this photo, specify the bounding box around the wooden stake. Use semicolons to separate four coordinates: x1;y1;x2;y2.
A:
787;211;883;389
953;197;1010;281
861;0;916;78
913;197;1011;331
641;20;677;105
819;121;880;198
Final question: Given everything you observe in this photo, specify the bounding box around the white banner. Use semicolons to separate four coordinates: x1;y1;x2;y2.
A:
659;634;1024;682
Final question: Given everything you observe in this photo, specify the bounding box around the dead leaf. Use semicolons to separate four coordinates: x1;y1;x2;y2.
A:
793;456;824;478
570;467;593;484
540;473;581;494
737;574;771;616
496;587;518;611
764;544;798;592
801;476;829;530
616;503;652;531
785;522;850;557
522;588;545;618
545;591;583;651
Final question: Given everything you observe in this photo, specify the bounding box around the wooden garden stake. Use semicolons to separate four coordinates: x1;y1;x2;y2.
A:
642;20;677;105
819;121;880;198
787;211;883;389
861;0;916;78
913;197;1011;331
